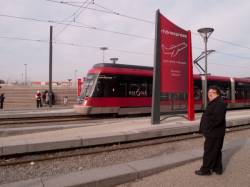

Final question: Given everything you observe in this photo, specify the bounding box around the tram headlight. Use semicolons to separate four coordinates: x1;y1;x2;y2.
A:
84;100;88;105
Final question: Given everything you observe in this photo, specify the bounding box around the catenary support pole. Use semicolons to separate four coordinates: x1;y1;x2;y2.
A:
49;25;53;107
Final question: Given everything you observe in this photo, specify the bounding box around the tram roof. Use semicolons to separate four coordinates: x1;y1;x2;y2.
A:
92;63;250;83
93;63;153;71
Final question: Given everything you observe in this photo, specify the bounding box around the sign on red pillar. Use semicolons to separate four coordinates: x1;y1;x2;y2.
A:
159;13;188;93
158;12;194;121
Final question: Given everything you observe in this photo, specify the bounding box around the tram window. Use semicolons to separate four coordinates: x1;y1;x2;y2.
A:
148;83;152;97
128;83;148;97
80;74;98;98
194;79;202;100
126;76;151;97
235;82;250;100
93;80;104;97
235;88;244;100
92;74;152;97
194;88;202;100
93;75;119;97
117;82;126;97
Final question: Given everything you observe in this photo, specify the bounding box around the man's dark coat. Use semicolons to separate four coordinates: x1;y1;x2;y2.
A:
199;96;227;138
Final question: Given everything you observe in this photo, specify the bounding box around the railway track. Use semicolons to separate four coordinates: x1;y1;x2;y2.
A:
0;108;248;127
1;123;249;167
0;115;90;126
0;113;128;127
0;113;149;128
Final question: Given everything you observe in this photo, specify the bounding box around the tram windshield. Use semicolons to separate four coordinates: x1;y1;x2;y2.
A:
79;74;98;100
92;73;152;97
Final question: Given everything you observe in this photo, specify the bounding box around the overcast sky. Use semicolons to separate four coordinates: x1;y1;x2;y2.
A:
0;0;250;82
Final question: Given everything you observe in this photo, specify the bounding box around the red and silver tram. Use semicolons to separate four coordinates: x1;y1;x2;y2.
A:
74;63;250;115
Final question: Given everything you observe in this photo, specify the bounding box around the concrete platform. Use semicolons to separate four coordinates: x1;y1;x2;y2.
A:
0;108;77;119
0;109;250;156
1;138;249;187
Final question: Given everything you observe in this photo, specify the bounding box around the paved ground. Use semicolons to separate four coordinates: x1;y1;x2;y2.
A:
1;109;250;156
0;109;250;186
118;140;250;187
1;137;249;187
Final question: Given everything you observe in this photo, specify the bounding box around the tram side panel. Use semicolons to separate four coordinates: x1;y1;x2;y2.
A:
74;63;250;115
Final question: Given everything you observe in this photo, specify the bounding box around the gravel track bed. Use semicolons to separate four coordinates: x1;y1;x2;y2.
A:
0;116;148;129
0;128;250;185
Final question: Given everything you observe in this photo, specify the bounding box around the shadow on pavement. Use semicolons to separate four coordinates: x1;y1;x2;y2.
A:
222;138;248;171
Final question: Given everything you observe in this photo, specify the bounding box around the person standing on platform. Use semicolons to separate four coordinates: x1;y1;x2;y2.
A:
0;93;5;109
35;90;42;108
42;90;47;106
195;85;227;176
45;91;49;105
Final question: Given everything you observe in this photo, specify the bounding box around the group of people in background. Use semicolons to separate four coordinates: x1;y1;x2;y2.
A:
35;90;55;108
0;90;55;109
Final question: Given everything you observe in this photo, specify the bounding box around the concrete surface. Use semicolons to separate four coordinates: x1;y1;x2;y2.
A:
1;138;249;187
0;110;250;156
118;139;250;187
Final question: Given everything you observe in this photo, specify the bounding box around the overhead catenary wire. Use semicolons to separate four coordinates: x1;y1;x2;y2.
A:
0;14;154;40
54;0;93;38
209;61;250;69
1;1;249;82
215;50;250;60
53;0;90;27
0;13;249;61
192;32;250;51
211;37;250;50
45;0;155;24
46;0;250;52
0;35;48;43
1;12;250;64
56;41;153;56
0;35;152;56
1;35;250;67
1;13;250;52
73;21;154;40
192;45;250;62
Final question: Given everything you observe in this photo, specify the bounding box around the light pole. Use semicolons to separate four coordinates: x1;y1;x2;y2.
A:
24;64;27;86
49;25;53;107
100;47;108;63
74;69;78;87
21;72;24;85
68;79;72;88
197;27;214;109
110;57;118;64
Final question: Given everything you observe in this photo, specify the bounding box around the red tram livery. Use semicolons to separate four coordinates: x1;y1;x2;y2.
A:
74;63;250;115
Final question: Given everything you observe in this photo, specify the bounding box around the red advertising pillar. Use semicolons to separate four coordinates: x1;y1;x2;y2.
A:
151;10;194;124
